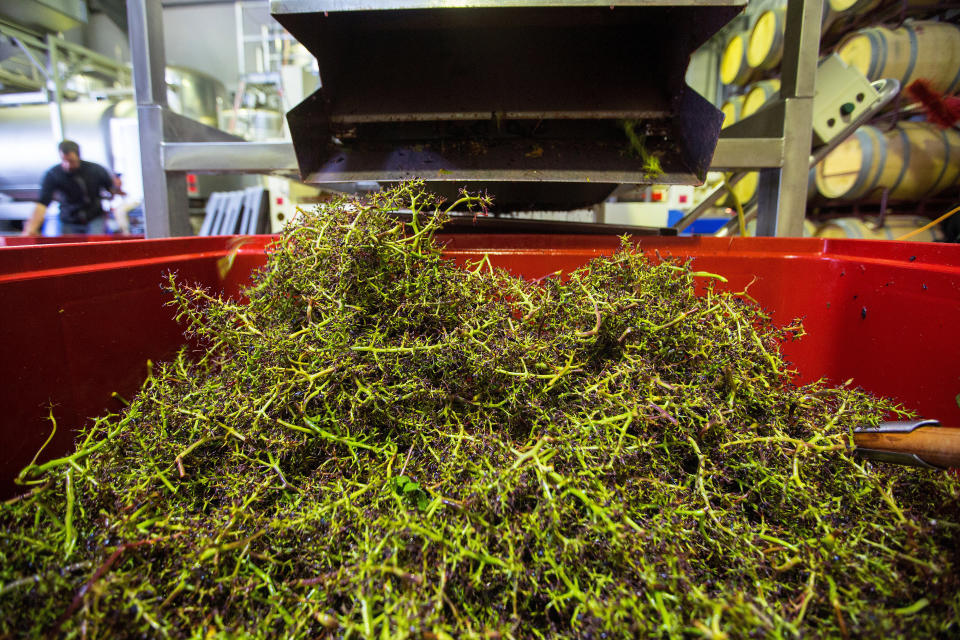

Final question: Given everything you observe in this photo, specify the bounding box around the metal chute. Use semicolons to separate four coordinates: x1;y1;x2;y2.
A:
272;1;744;209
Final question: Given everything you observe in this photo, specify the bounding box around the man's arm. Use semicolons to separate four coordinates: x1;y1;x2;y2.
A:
111;175;127;197
21;203;47;236
23;170;55;236
100;165;125;197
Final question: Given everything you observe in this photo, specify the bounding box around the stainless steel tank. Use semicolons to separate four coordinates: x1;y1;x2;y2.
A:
231;107;285;140
0;66;225;201
166;66;226;128
0;100;135;200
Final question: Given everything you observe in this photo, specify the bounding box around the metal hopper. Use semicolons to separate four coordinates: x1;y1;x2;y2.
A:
271;1;744;209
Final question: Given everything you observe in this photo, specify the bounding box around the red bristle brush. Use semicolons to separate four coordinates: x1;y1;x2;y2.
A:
906;78;960;129
904;79;960;243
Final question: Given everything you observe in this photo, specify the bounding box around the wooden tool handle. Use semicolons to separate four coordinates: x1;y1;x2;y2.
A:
854;427;960;470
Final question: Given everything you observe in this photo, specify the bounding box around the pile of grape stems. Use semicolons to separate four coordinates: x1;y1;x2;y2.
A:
1;183;958;638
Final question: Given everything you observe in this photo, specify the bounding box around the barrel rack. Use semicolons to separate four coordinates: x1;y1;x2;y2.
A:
127;0;823;238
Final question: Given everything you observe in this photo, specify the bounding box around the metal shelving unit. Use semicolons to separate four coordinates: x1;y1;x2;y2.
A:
127;0;820;238
707;0;822;237
127;0;252;237
1;20;132;141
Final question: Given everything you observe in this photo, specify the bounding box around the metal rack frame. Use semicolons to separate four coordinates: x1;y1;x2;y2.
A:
127;0;820;238
708;78;901;237
1;20;132;142
708;0;822;237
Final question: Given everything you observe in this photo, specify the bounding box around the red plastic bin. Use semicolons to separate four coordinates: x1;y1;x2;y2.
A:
1;234;958;497
0;234;143;247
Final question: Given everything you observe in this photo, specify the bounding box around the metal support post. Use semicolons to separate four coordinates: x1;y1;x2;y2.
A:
127;0;190;238
235;2;246;78
755;0;820;237
139;105;191;237
46;35;64;142
755;98;815;236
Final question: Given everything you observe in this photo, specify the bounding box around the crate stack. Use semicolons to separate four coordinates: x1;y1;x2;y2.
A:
710;0;960;241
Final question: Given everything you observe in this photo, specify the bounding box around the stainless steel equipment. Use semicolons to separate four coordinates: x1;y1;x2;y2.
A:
0;100;134;201
0;63;226;202
125;0;824;237
0;0;87;35
0;94;248;227
165;66;226;129
271;0;744;210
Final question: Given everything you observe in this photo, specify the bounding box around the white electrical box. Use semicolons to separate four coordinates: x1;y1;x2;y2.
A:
812;54;880;146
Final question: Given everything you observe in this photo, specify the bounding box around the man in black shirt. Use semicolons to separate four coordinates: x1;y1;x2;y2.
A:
22;140;124;236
